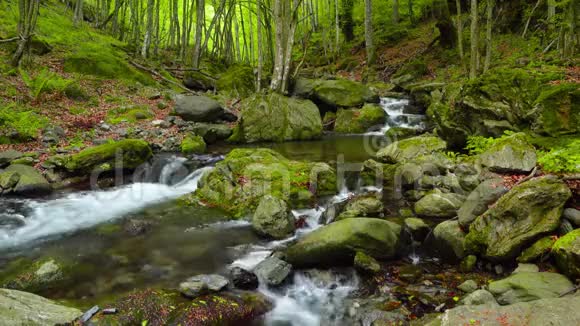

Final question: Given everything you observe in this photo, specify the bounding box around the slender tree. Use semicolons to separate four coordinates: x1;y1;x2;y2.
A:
12;0;40;67
74;0;83;27
470;0;479;79
192;0;204;68
257;0;263;91
456;0;464;61
393;0;400;24
484;0;493;72
141;0;155;58
364;0;375;65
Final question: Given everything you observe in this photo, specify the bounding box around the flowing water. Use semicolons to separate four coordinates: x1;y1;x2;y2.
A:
0;97;429;325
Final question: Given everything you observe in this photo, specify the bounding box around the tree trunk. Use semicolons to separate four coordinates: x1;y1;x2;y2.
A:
257;0;263;91
192;0;204;68
334;0;340;51
484;0;493;72
12;0;40;67
340;0;354;42
469;0;479;79
408;0;414;24
141;0;154;58
456;0;464;61
74;0;83;26
364;0;375;65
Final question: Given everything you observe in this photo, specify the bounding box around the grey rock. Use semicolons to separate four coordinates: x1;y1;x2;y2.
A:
513;263;540;274
0;288;82;326
563;208;580;227
254;257;292;286
3;165;51;195
479;132;537;173
458;280;478;293
458;178;509;227
179;274;229;298
488;272;574;305
173;95;224;122
431;220;467;261
403;217;431;242
229;267;258;290
429;296;580;326
461;289;498;306
252;195;296;239
0;150;23;167
415;192;465;218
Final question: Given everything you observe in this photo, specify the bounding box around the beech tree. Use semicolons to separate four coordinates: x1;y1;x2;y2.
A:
12;0;40;67
365;0;375;65
470;0;479;79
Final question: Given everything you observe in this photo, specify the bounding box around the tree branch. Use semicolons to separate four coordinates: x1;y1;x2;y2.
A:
129;61;198;95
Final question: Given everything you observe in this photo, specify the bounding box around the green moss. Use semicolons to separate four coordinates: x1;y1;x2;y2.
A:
107;106;154;124
334;104;386;134
183;148;336;218
313;79;377;108
216;65;255;98
533;83;580;136
65;139;152;173
180;135;206;154
0;257;75;293
517;236;556;263
0;105;48;142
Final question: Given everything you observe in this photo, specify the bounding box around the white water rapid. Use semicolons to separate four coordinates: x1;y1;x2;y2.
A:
366;97;426;135
0;161;212;249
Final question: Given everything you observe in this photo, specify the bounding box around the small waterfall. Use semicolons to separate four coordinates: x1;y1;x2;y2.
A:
366;97;426;135
0;161;213;250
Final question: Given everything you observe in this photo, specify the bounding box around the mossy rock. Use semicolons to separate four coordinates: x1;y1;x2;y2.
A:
0;257;75;293
532;83;580;137
376;136;447;164
63;45;153;85
312;79;379;108
90;289;272;326
337;194;384;220
552;229;580;279
182;148;336;218
334;104;387;134
517;236;557;263
478;132;537;173
285;218;401;267
216;65;255;98
465;176;571;262
415;192;465;218
4;164;51;195
180;135;206;154
488;272;573;305
228;93;322;143
0;289;82;326
107;106;154;124
65;139;152;173
385;127;421;141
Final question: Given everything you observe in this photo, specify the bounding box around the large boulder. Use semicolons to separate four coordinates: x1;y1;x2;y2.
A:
430;220;467;261
90;289;272;325
458;178;509;227
376;136;447;164
185;148;336;217
478;132;537;173
337;194;383;220
488;272;574;305
2;165;50;195
254;257;292;286
427;296;580;326
465;176;571;261
285;218;401;267
517;236;557;263
414;192;465;218
311;79;379;108
334;104;387;134
552;229;580;279
173;95;225;122
0;289;81;326
532;83;580;136
0;150;23;167
228;93;323;143
65;139;152;174
252;195;296;239
180;134;206;154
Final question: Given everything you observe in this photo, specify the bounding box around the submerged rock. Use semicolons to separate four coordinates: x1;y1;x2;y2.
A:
187;148;336;217
552;229;580;279
65;139;152;174
465;176;571;261
285;218;401;267
251;195;296;239
334;104;387;134
478;132;537;173
254;257;292;286
173;95;225;122
229;267;259;290
0;257;74;293
488;272;573;305
376;136;447;164
179;274;229;298
428;296;580;325
228;93;322;143
0;288;81;326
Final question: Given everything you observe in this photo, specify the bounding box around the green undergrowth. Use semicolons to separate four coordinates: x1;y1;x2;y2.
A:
106;105;154;125
0;104;48;143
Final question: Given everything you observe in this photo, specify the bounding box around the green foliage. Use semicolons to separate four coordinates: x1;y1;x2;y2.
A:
107;106;154;124
465;131;517;155
0;104;48;142
20;68;74;100
181;135;206;154
537;139;580;173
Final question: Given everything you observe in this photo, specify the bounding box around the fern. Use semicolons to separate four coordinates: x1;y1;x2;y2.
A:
20;68;74;100
537;140;580;173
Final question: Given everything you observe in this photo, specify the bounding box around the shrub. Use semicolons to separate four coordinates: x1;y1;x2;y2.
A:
537;140;580;173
